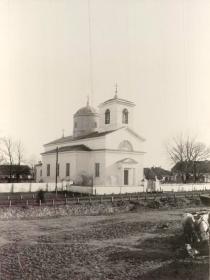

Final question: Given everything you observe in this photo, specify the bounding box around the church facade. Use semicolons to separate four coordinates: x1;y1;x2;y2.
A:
36;93;145;191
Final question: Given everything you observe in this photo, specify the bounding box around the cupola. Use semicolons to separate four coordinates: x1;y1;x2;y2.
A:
73;98;99;137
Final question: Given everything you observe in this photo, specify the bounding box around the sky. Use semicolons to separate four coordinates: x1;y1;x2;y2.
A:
0;0;209;169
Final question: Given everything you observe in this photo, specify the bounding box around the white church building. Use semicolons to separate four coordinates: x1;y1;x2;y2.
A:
36;92;146;194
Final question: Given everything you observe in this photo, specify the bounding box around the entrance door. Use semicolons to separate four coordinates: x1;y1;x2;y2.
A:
124;169;129;185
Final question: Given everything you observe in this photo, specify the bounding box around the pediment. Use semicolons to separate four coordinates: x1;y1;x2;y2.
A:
116;158;138;164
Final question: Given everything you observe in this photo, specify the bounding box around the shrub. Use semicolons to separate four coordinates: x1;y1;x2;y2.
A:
36;189;45;203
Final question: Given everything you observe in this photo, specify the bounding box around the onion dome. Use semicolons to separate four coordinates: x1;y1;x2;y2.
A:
74;105;97;116
73;98;99;138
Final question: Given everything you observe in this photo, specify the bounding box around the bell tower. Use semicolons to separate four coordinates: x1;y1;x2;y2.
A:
98;86;135;132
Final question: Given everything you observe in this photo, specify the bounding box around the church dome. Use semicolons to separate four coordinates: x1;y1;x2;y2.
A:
74;105;97;116
73;100;99;138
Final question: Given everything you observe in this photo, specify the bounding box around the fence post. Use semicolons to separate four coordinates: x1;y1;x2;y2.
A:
39;200;41;206
9;200;11;207
52;199;54;206
26;200;29;206
65;198;67;205
111;196;114;203
100;196;103;204
77;198;80;204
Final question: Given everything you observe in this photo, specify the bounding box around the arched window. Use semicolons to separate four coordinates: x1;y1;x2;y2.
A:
122;109;128;124
105;109;110;124
119;140;133;151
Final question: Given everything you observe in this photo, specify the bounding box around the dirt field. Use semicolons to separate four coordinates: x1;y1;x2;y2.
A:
0;206;208;280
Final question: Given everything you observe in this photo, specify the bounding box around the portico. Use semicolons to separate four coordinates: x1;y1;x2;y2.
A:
116;158;138;186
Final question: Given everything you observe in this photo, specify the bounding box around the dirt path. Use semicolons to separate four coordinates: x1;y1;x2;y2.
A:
0;208;208;279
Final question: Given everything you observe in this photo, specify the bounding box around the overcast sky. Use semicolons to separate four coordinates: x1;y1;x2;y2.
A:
0;0;209;168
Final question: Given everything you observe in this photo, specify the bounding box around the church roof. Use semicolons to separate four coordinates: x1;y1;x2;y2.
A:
44;129;119;146
99;96;135;107
42;144;92;155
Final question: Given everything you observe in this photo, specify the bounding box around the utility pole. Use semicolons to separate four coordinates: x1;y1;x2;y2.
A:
55;146;59;197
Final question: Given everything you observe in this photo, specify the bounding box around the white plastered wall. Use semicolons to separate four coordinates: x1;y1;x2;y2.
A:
105;128;145;152
98;102;134;132
104;151;144;186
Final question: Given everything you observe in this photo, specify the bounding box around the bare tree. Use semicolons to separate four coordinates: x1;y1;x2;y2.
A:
27;154;39;181
16;140;25;165
0;137;27;182
0;137;15;181
166;135;185;164
166;135;210;183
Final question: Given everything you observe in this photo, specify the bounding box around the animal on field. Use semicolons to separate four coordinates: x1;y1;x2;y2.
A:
195;213;209;242
194;213;210;255
182;213;200;245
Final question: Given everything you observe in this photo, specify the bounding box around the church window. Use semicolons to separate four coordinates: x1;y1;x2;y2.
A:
122;109;128;124
47;164;50;176
94;122;97;128
119;140;133;151
95;163;100;177
105;109;110;124
74;122;77;128
66;163;70;177
40;169;42;177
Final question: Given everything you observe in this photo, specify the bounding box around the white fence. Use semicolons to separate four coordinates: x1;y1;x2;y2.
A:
0;182;209;194
93;185;144;195
67;185;93;194
0;182;93;194
159;183;210;192
0;182;65;193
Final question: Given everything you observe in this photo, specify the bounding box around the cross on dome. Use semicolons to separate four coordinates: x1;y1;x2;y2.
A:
86;95;90;106
114;83;118;99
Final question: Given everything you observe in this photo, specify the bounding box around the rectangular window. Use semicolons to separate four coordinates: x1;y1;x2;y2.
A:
66;163;70;177
95;163;100;177
40;169;42;177
47;164;50;177
124;169;129;185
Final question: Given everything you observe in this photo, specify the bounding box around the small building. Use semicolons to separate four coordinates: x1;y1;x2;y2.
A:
0;165;32;182
36;93;145;191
